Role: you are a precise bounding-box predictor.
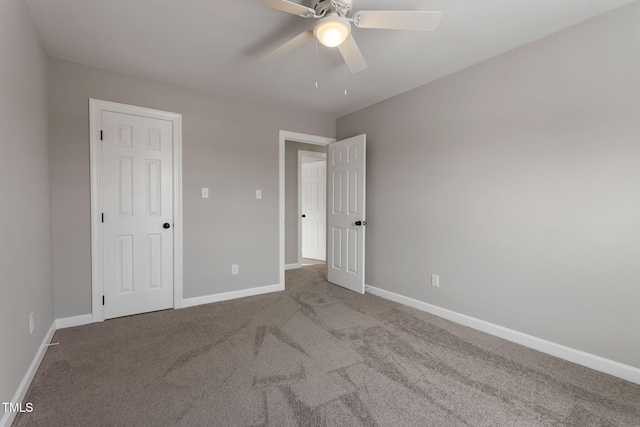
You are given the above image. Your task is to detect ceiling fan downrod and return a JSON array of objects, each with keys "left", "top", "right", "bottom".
[{"left": 311, "top": 0, "right": 351, "bottom": 18}]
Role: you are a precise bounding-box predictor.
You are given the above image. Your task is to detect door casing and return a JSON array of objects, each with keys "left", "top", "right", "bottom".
[
  {"left": 279, "top": 131, "right": 335, "bottom": 288},
  {"left": 90, "top": 99, "right": 183, "bottom": 322}
]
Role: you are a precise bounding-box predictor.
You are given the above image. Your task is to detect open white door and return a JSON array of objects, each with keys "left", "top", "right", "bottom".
[{"left": 327, "top": 134, "right": 366, "bottom": 294}]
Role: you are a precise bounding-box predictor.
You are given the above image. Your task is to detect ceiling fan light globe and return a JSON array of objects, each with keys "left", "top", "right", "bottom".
[
  {"left": 320, "top": 27, "right": 345, "bottom": 47},
  {"left": 314, "top": 15, "right": 351, "bottom": 48}
]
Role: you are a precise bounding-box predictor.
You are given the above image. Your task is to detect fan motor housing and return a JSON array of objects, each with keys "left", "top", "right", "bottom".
[{"left": 311, "top": 0, "right": 352, "bottom": 17}]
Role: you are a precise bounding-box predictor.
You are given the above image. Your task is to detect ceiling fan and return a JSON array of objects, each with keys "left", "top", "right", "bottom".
[{"left": 261, "top": 0, "right": 442, "bottom": 73}]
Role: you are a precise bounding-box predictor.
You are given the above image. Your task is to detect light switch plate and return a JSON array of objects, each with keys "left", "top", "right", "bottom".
[
  {"left": 256, "top": 190, "right": 262, "bottom": 200},
  {"left": 202, "top": 188, "right": 209, "bottom": 198}
]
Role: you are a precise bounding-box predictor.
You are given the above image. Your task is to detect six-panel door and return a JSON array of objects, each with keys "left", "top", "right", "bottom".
[
  {"left": 302, "top": 160, "right": 327, "bottom": 261},
  {"left": 101, "top": 111, "right": 174, "bottom": 319},
  {"left": 327, "top": 134, "right": 366, "bottom": 294}
]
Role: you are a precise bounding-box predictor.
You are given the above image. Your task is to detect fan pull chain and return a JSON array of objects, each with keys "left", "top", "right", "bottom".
[
  {"left": 315, "top": 38, "right": 318, "bottom": 88},
  {"left": 344, "top": 46, "right": 348, "bottom": 96}
]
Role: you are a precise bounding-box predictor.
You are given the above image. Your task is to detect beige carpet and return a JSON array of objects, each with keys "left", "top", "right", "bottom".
[{"left": 15, "top": 265, "right": 640, "bottom": 426}]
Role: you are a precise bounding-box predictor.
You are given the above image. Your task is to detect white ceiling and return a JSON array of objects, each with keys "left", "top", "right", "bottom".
[{"left": 26, "top": 0, "right": 636, "bottom": 118}]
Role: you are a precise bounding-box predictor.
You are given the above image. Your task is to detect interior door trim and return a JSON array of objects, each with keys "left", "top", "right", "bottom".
[{"left": 89, "top": 99, "right": 183, "bottom": 322}]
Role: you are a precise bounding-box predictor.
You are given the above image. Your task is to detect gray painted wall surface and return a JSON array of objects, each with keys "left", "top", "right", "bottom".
[
  {"left": 337, "top": 3, "right": 640, "bottom": 368},
  {"left": 285, "top": 141, "right": 327, "bottom": 265},
  {"left": 49, "top": 58, "right": 335, "bottom": 317},
  {"left": 0, "top": 0, "right": 54, "bottom": 411}
]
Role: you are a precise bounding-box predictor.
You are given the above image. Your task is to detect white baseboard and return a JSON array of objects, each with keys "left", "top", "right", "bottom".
[
  {"left": 285, "top": 263, "right": 301, "bottom": 270},
  {"left": 366, "top": 285, "right": 640, "bottom": 386},
  {"left": 0, "top": 321, "right": 56, "bottom": 427},
  {"left": 55, "top": 314, "right": 93, "bottom": 329},
  {"left": 181, "top": 284, "right": 283, "bottom": 308}
]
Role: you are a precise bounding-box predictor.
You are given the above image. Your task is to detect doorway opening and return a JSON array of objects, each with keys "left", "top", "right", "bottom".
[
  {"left": 290, "top": 146, "right": 327, "bottom": 268},
  {"left": 279, "top": 131, "right": 334, "bottom": 288},
  {"left": 279, "top": 131, "right": 367, "bottom": 294}
]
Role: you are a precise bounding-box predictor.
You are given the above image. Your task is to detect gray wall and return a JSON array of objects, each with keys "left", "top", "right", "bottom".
[
  {"left": 0, "top": 0, "right": 54, "bottom": 412},
  {"left": 337, "top": 3, "right": 640, "bottom": 368},
  {"left": 285, "top": 141, "right": 327, "bottom": 265},
  {"left": 49, "top": 58, "right": 335, "bottom": 317}
]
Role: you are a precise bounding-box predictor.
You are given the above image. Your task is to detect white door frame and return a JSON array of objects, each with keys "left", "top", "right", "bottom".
[
  {"left": 279, "top": 131, "right": 335, "bottom": 288},
  {"left": 298, "top": 151, "right": 327, "bottom": 265},
  {"left": 89, "top": 99, "right": 184, "bottom": 322}
]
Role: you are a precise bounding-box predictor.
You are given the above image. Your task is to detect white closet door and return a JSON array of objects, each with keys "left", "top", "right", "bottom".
[{"left": 102, "top": 111, "right": 174, "bottom": 319}]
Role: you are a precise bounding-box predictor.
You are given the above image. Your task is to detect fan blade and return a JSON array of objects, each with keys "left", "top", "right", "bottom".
[
  {"left": 338, "top": 35, "right": 367, "bottom": 73},
  {"left": 261, "top": 0, "right": 316, "bottom": 17},
  {"left": 352, "top": 11, "right": 442, "bottom": 31},
  {"left": 262, "top": 31, "right": 314, "bottom": 61}
]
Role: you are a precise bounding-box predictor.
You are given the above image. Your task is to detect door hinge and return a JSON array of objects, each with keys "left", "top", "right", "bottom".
[
  {"left": 102, "top": 296, "right": 105, "bottom": 305},
  {"left": 100, "top": 130, "right": 103, "bottom": 141},
  {"left": 101, "top": 213, "right": 104, "bottom": 223}
]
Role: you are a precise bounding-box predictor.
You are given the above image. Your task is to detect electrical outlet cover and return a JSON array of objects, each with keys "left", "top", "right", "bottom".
[{"left": 431, "top": 274, "right": 440, "bottom": 288}]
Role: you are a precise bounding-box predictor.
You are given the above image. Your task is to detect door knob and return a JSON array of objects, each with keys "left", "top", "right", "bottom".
[
  {"left": 355, "top": 221, "right": 367, "bottom": 226},
  {"left": 163, "top": 223, "right": 171, "bottom": 229},
  {"left": 302, "top": 214, "right": 306, "bottom": 218}
]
